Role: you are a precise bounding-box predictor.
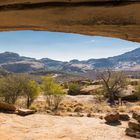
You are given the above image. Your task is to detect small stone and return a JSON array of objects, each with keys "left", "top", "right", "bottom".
[
  {"left": 119, "top": 114, "right": 130, "bottom": 121},
  {"left": 99, "top": 116, "right": 103, "bottom": 120},
  {"left": 87, "top": 113, "right": 91, "bottom": 117},
  {"left": 46, "top": 110, "right": 52, "bottom": 114},
  {"left": 17, "top": 109, "right": 36, "bottom": 116}
]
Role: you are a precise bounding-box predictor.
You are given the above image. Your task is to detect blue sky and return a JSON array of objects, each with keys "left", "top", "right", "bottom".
[{"left": 0, "top": 31, "right": 140, "bottom": 61}]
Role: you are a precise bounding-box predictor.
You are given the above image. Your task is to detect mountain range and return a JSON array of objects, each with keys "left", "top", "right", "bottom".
[{"left": 0, "top": 47, "right": 140, "bottom": 73}]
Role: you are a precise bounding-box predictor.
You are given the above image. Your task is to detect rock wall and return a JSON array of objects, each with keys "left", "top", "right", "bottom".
[{"left": 0, "top": 0, "right": 140, "bottom": 42}]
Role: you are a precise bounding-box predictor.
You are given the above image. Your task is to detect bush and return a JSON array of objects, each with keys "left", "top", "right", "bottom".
[
  {"left": 0, "top": 74, "right": 40, "bottom": 108},
  {"left": 135, "top": 82, "right": 140, "bottom": 100},
  {"left": 0, "top": 74, "right": 27, "bottom": 104},
  {"left": 94, "top": 88, "right": 105, "bottom": 103},
  {"left": 23, "top": 80, "right": 40, "bottom": 108},
  {"left": 68, "top": 83, "right": 81, "bottom": 95},
  {"left": 42, "top": 76, "right": 66, "bottom": 111}
]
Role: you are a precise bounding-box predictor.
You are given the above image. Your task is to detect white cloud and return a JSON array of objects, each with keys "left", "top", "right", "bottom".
[{"left": 91, "top": 39, "right": 95, "bottom": 43}]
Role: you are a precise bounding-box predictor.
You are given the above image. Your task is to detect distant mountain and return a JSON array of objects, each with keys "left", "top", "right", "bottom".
[
  {"left": 0, "top": 47, "right": 140, "bottom": 73},
  {"left": 59, "top": 47, "right": 140, "bottom": 72},
  {"left": 0, "top": 52, "right": 44, "bottom": 73},
  {"left": 108, "top": 48, "right": 140, "bottom": 70},
  {"left": 40, "top": 58, "right": 66, "bottom": 71}
]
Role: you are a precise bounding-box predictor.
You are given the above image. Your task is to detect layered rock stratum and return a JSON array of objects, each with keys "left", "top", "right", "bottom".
[{"left": 0, "top": 0, "right": 139, "bottom": 42}]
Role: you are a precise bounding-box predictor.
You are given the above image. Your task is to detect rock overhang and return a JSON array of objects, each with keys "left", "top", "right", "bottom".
[{"left": 0, "top": 0, "right": 139, "bottom": 42}]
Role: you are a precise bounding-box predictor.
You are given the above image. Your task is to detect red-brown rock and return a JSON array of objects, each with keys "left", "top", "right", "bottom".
[{"left": 0, "top": 102, "right": 16, "bottom": 112}]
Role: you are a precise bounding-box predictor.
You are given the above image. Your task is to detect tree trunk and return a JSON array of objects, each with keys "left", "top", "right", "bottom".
[
  {"left": 109, "top": 92, "right": 115, "bottom": 106},
  {"left": 27, "top": 97, "right": 30, "bottom": 109}
]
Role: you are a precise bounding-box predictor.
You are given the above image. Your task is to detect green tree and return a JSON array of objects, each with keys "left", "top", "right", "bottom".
[
  {"left": 24, "top": 80, "right": 40, "bottom": 108},
  {"left": 0, "top": 74, "right": 27, "bottom": 104},
  {"left": 42, "top": 76, "right": 65, "bottom": 111}
]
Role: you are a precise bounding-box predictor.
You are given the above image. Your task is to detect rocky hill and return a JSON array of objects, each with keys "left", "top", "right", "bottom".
[
  {"left": 0, "top": 52, "right": 44, "bottom": 73},
  {"left": 0, "top": 47, "right": 140, "bottom": 73}
]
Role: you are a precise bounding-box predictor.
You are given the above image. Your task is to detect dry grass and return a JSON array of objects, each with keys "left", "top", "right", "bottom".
[
  {"left": 129, "top": 105, "right": 140, "bottom": 112},
  {"left": 14, "top": 94, "right": 140, "bottom": 116},
  {"left": 102, "top": 105, "right": 113, "bottom": 113},
  {"left": 118, "top": 106, "right": 127, "bottom": 113}
]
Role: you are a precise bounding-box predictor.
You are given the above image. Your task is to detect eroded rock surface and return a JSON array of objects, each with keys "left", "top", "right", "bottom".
[
  {"left": 0, "top": 0, "right": 139, "bottom": 42},
  {"left": 0, "top": 113, "right": 135, "bottom": 140}
]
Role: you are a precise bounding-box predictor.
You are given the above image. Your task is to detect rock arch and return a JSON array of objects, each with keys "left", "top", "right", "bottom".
[{"left": 0, "top": 0, "right": 140, "bottom": 42}]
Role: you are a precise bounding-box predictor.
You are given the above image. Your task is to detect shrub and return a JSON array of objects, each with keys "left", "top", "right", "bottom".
[
  {"left": 118, "top": 106, "right": 127, "bottom": 112},
  {"left": 102, "top": 105, "right": 112, "bottom": 113},
  {"left": 29, "top": 104, "right": 38, "bottom": 111},
  {"left": 94, "top": 88, "right": 105, "bottom": 103},
  {"left": 23, "top": 80, "right": 40, "bottom": 108},
  {"left": 135, "top": 81, "right": 140, "bottom": 99},
  {"left": 42, "top": 76, "right": 66, "bottom": 111},
  {"left": 0, "top": 74, "right": 40, "bottom": 108},
  {"left": 0, "top": 74, "right": 28, "bottom": 104},
  {"left": 68, "top": 83, "right": 81, "bottom": 95}
]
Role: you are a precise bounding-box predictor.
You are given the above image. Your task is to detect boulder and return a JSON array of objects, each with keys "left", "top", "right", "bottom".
[
  {"left": 17, "top": 109, "right": 36, "bottom": 116},
  {"left": 125, "top": 128, "right": 140, "bottom": 139},
  {"left": 0, "top": 102, "right": 16, "bottom": 112},
  {"left": 128, "top": 120, "right": 140, "bottom": 132},
  {"left": 132, "top": 112, "right": 140, "bottom": 122},
  {"left": 119, "top": 114, "right": 130, "bottom": 121},
  {"left": 104, "top": 112, "right": 120, "bottom": 123}
]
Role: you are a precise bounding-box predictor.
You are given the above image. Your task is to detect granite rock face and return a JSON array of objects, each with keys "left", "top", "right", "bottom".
[{"left": 0, "top": 0, "right": 139, "bottom": 42}]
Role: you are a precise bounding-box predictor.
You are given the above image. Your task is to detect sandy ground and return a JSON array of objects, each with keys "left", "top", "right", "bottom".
[{"left": 0, "top": 113, "right": 137, "bottom": 140}]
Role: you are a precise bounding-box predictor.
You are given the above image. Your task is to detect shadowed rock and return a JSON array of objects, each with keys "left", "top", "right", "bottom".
[
  {"left": 128, "top": 119, "right": 140, "bottom": 132},
  {"left": 125, "top": 112, "right": 140, "bottom": 138},
  {"left": 125, "top": 128, "right": 140, "bottom": 139},
  {"left": 119, "top": 114, "right": 130, "bottom": 121},
  {"left": 0, "top": 102, "right": 16, "bottom": 112},
  {"left": 132, "top": 112, "right": 140, "bottom": 122},
  {"left": 104, "top": 112, "right": 120, "bottom": 124}
]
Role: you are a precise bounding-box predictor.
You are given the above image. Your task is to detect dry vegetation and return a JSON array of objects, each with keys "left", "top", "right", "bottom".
[
  {"left": 0, "top": 70, "right": 140, "bottom": 116},
  {"left": 1, "top": 70, "right": 140, "bottom": 139}
]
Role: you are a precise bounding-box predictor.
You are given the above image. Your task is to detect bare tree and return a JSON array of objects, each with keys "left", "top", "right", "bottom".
[{"left": 98, "top": 69, "right": 127, "bottom": 105}]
